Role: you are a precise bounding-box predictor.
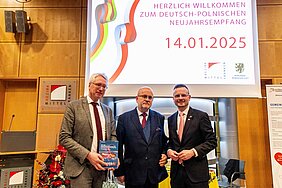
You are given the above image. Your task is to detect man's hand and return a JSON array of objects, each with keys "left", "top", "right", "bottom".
[
  {"left": 167, "top": 149, "right": 179, "bottom": 161},
  {"left": 86, "top": 152, "right": 107, "bottom": 171},
  {"left": 159, "top": 154, "right": 167, "bottom": 167},
  {"left": 117, "top": 176, "right": 125, "bottom": 184},
  {"left": 178, "top": 149, "right": 194, "bottom": 161}
]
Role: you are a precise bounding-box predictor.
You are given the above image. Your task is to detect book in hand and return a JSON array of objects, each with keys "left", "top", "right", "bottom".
[{"left": 99, "top": 140, "right": 119, "bottom": 169}]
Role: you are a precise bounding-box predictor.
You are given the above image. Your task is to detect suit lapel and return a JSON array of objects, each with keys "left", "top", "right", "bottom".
[
  {"left": 169, "top": 112, "right": 180, "bottom": 143},
  {"left": 82, "top": 98, "right": 93, "bottom": 132},
  {"left": 148, "top": 110, "right": 157, "bottom": 144},
  {"left": 101, "top": 104, "right": 108, "bottom": 140},
  {"left": 182, "top": 108, "right": 194, "bottom": 142}
]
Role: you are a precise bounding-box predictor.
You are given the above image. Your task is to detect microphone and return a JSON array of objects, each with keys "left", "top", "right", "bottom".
[{"left": 8, "top": 114, "right": 15, "bottom": 131}]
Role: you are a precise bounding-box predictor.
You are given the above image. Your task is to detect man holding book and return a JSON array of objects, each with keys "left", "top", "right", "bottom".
[{"left": 59, "top": 73, "right": 117, "bottom": 188}]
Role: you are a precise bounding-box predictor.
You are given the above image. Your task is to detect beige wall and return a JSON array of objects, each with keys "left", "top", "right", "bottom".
[{"left": 0, "top": 0, "right": 281, "bottom": 187}]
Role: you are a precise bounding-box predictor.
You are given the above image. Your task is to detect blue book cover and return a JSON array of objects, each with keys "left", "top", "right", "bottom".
[{"left": 99, "top": 140, "right": 119, "bottom": 169}]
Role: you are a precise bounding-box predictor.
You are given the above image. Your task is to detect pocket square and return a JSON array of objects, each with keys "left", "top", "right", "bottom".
[{"left": 156, "top": 127, "right": 161, "bottom": 131}]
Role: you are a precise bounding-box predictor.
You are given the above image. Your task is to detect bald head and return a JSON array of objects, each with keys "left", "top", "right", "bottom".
[{"left": 137, "top": 86, "right": 154, "bottom": 96}]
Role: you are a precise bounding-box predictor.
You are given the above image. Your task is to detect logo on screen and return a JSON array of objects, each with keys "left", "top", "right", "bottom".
[
  {"left": 204, "top": 62, "right": 226, "bottom": 80},
  {"left": 235, "top": 63, "right": 244, "bottom": 73}
]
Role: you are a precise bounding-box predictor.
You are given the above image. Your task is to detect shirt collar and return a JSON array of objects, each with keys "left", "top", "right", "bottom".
[
  {"left": 137, "top": 108, "right": 149, "bottom": 116},
  {"left": 178, "top": 106, "right": 189, "bottom": 116},
  {"left": 87, "top": 96, "right": 100, "bottom": 106}
]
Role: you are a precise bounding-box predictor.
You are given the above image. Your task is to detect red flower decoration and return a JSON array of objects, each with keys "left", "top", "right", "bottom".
[
  {"left": 50, "top": 162, "right": 61, "bottom": 173},
  {"left": 52, "top": 180, "right": 62, "bottom": 186},
  {"left": 37, "top": 145, "right": 70, "bottom": 188}
]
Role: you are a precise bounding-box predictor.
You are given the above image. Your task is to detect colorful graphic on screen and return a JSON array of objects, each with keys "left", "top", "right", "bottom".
[{"left": 86, "top": 0, "right": 261, "bottom": 97}]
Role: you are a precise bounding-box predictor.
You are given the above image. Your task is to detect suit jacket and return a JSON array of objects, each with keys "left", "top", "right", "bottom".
[
  {"left": 114, "top": 108, "right": 168, "bottom": 185},
  {"left": 59, "top": 97, "right": 117, "bottom": 177},
  {"left": 168, "top": 107, "right": 217, "bottom": 183}
]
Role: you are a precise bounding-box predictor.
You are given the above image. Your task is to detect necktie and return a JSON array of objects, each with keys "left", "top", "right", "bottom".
[
  {"left": 91, "top": 102, "right": 103, "bottom": 144},
  {"left": 141, "top": 112, "right": 147, "bottom": 128},
  {"left": 178, "top": 112, "right": 184, "bottom": 141}
]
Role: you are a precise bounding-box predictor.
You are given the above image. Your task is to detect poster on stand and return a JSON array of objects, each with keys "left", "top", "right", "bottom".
[{"left": 266, "top": 85, "right": 282, "bottom": 188}]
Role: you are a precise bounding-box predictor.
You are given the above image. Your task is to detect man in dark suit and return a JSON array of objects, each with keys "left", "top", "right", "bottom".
[
  {"left": 114, "top": 86, "right": 168, "bottom": 188},
  {"left": 59, "top": 73, "right": 117, "bottom": 188},
  {"left": 167, "top": 84, "right": 217, "bottom": 188}
]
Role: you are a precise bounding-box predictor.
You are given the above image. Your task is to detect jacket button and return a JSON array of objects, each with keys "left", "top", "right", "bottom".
[{"left": 145, "top": 157, "right": 148, "bottom": 160}]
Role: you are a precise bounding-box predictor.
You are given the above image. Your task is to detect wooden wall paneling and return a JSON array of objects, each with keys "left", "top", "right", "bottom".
[
  {"left": 2, "top": 80, "right": 37, "bottom": 131},
  {"left": 272, "top": 78, "right": 282, "bottom": 84},
  {"left": 79, "top": 78, "right": 85, "bottom": 98},
  {"left": 36, "top": 114, "right": 64, "bottom": 151},
  {"left": 79, "top": 6, "right": 86, "bottom": 78},
  {"left": 24, "top": 8, "right": 82, "bottom": 42},
  {"left": 0, "top": 81, "right": 5, "bottom": 133},
  {"left": 22, "top": 0, "right": 82, "bottom": 8},
  {"left": 257, "top": 5, "right": 282, "bottom": 40},
  {"left": 80, "top": 42, "right": 86, "bottom": 77},
  {"left": 0, "top": 0, "right": 83, "bottom": 10},
  {"left": 236, "top": 98, "right": 272, "bottom": 188},
  {"left": 0, "top": 1, "right": 23, "bottom": 7},
  {"left": 79, "top": 7, "right": 86, "bottom": 83},
  {"left": 82, "top": 0, "right": 87, "bottom": 7},
  {"left": 81, "top": 7, "right": 87, "bottom": 42},
  {"left": 0, "top": 43, "right": 20, "bottom": 77},
  {"left": 259, "top": 42, "right": 282, "bottom": 77},
  {"left": 20, "top": 43, "right": 81, "bottom": 77},
  {"left": 257, "top": 0, "right": 282, "bottom": 5},
  {"left": 80, "top": 1, "right": 88, "bottom": 97},
  {"left": 259, "top": 42, "right": 276, "bottom": 77},
  {"left": 18, "top": 7, "right": 83, "bottom": 77}
]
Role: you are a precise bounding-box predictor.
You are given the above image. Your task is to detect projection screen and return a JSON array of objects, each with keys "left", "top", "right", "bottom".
[{"left": 85, "top": 0, "right": 261, "bottom": 97}]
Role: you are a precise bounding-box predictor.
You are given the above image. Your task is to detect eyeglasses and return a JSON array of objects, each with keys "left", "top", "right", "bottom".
[
  {"left": 138, "top": 95, "right": 153, "bottom": 100},
  {"left": 91, "top": 82, "right": 108, "bottom": 89},
  {"left": 174, "top": 94, "right": 190, "bottom": 98}
]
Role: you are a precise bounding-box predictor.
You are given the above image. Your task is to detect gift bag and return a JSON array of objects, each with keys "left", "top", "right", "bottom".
[{"left": 102, "top": 170, "right": 118, "bottom": 188}]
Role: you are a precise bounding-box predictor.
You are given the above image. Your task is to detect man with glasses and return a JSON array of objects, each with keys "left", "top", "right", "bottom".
[
  {"left": 59, "top": 73, "right": 117, "bottom": 187},
  {"left": 167, "top": 84, "right": 217, "bottom": 188},
  {"left": 114, "top": 86, "right": 168, "bottom": 188}
]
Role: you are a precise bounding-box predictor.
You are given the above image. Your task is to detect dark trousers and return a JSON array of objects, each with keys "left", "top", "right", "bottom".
[
  {"left": 125, "top": 176, "right": 158, "bottom": 188},
  {"left": 170, "top": 165, "right": 209, "bottom": 188}
]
